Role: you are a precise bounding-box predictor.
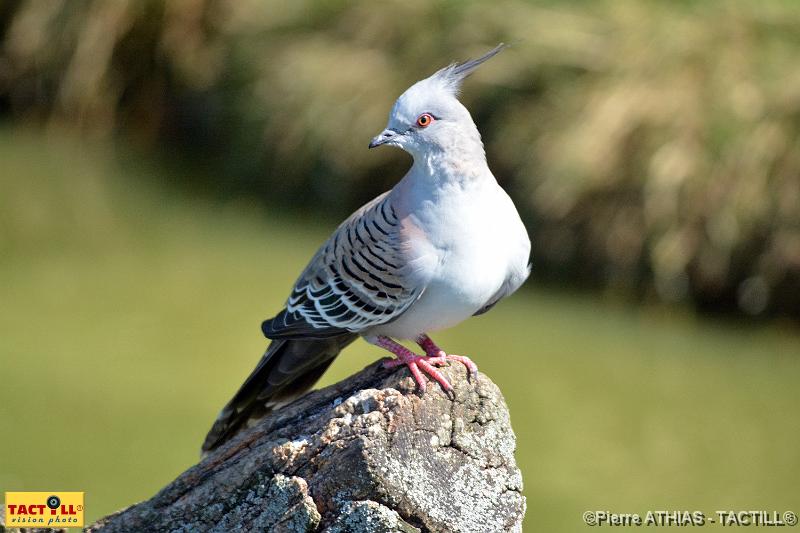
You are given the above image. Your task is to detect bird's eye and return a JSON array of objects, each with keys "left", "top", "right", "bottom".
[{"left": 416, "top": 113, "right": 434, "bottom": 128}]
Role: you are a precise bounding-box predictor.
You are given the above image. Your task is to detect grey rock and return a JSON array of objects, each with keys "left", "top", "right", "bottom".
[
  {"left": 5, "top": 361, "right": 525, "bottom": 532},
  {"left": 323, "top": 501, "right": 419, "bottom": 533}
]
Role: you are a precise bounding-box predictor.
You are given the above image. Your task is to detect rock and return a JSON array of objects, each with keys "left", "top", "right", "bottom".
[
  {"left": 5, "top": 360, "right": 526, "bottom": 532},
  {"left": 323, "top": 501, "right": 419, "bottom": 533}
]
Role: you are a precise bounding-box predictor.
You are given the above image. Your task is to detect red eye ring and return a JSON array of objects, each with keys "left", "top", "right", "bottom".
[{"left": 416, "top": 113, "right": 434, "bottom": 128}]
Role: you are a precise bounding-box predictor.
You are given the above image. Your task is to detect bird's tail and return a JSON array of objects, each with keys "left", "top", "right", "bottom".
[{"left": 201, "top": 334, "right": 356, "bottom": 454}]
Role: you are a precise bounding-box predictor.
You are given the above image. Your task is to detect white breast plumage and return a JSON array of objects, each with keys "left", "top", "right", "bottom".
[{"left": 366, "top": 176, "right": 530, "bottom": 339}]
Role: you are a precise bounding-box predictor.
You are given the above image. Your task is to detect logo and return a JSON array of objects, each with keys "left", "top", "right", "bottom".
[{"left": 5, "top": 492, "right": 84, "bottom": 528}]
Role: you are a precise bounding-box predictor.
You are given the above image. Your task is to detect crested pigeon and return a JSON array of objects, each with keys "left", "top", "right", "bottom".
[{"left": 202, "top": 44, "right": 531, "bottom": 454}]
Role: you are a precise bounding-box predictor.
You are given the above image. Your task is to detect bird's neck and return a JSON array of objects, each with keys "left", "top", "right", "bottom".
[
  {"left": 394, "top": 140, "right": 495, "bottom": 214},
  {"left": 412, "top": 134, "right": 490, "bottom": 187}
]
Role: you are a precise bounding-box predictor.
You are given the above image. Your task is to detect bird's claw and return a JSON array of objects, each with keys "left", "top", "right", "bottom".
[
  {"left": 416, "top": 335, "right": 478, "bottom": 380},
  {"left": 383, "top": 355, "right": 453, "bottom": 392},
  {"left": 384, "top": 352, "right": 478, "bottom": 391},
  {"left": 424, "top": 353, "right": 479, "bottom": 380},
  {"left": 376, "top": 335, "right": 478, "bottom": 393}
]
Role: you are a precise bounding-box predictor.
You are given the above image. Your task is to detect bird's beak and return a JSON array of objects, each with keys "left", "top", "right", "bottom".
[{"left": 369, "top": 128, "right": 399, "bottom": 149}]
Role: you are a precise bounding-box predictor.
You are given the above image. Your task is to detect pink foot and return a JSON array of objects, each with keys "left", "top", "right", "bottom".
[
  {"left": 417, "top": 334, "right": 478, "bottom": 378},
  {"left": 372, "top": 336, "right": 452, "bottom": 392}
]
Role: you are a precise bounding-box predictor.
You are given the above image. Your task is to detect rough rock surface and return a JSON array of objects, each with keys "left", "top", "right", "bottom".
[{"left": 3, "top": 360, "right": 525, "bottom": 532}]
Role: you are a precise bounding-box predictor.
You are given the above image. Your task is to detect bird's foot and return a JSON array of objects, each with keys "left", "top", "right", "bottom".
[
  {"left": 417, "top": 334, "right": 479, "bottom": 378},
  {"left": 374, "top": 336, "right": 452, "bottom": 392},
  {"left": 427, "top": 354, "right": 478, "bottom": 378}
]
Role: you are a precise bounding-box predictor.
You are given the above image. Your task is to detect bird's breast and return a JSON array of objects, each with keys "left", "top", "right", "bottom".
[
  {"left": 428, "top": 202, "right": 521, "bottom": 309},
  {"left": 380, "top": 181, "right": 529, "bottom": 338}
]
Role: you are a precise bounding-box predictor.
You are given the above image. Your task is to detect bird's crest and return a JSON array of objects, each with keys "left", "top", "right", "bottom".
[{"left": 429, "top": 43, "right": 508, "bottom": 96}]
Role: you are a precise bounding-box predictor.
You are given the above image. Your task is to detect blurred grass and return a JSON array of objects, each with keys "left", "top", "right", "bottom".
[
  {"left": 1, "top": 132, "right": 799, "bottom": 531},
  {"left": 3, "top": 0, "right": 800, "bottom": 316}
]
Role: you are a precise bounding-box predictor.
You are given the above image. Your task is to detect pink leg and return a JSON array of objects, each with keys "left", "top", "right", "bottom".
[
  {"left": 370, "top": 336, "right": 453, "bottom": 392},
  {"left": 416, "top": 334, "right": 478, "bottom": 377}
]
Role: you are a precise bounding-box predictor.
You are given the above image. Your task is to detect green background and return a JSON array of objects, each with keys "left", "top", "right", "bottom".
[{"left": 1, "top": 134, "right": 798, "bottom": 530}]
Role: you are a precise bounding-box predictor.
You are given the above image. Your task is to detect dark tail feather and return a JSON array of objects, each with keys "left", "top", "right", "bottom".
[{"left": 202, "top": 334, "right": 356, "bottom": 454}]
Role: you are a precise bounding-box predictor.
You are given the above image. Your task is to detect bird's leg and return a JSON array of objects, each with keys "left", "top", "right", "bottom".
[
  {"left": 416, "top": 334, "right": 478, "bottom": 378},
  {"left": 370, "top": 335, "right": 452, "bottom": 393}
]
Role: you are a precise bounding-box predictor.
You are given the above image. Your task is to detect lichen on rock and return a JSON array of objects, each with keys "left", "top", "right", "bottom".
[{"left": 8, "top": 360, "right": 525, "bottom": 533}]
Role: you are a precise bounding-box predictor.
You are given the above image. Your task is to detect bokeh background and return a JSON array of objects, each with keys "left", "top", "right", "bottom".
[{"left": 1, "top": 1, "right": 799, "bottom": 530}]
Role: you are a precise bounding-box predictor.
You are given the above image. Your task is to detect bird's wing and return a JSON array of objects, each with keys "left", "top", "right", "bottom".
[
  {"left": 205, "top": 192, "right": 418, "bottom": 454},
  {"left": 262, "top": 191, "right": 423, "bottom": 339}
]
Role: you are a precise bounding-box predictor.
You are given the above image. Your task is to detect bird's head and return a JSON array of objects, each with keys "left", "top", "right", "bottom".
[{"left": 369, "top": 44, "right": 507, "bottom": 159}]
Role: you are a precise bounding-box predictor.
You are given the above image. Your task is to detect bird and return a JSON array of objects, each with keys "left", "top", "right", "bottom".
[{"left": 202, "top": 44, "right": 531, "bottom": 454}]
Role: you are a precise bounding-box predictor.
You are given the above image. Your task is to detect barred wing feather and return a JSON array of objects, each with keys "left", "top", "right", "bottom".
[{"left": 262, "top": 193, "right": 422, "bottom": 339}]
